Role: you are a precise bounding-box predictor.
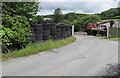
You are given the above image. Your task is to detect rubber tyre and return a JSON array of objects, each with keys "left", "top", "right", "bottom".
[
  {"left": 87, "top": 30, "right": 92, "bottom": 35},
  {"left": 92, "top": 31, "right": 97, "bottom": 36},
  {"left": 34, "top": 27, "right": 43, "bottom": 31}
]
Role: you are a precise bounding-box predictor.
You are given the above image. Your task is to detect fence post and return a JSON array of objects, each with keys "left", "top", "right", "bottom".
[
  {"left": 72, "top": 25, "right": 74, "bottom": 36},
  {"left": 107, "top": 26, "right": 109, "bottom": 38}
]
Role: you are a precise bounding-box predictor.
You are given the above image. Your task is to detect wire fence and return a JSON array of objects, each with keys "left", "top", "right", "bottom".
[{"left": 109, "top": 27, "right": 120, "bottom": 38}]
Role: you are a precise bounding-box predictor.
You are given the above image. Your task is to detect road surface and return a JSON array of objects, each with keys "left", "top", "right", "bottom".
[
  {"left": 113, "top": 22, "right": 120, "bottom": 28},
  {"left": 2, "top": 34, "right": 118, "bottom": 76}
]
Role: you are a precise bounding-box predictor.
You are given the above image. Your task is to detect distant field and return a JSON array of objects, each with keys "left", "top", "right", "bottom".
[{"left": 101, "top": 19, "right": 120, "bottom": 22}]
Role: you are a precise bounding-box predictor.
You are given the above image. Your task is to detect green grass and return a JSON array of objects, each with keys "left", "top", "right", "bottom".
[
  {"left": 108, "top": 38, "right": 120, "bottom": 40},
  {"left": 113, "top": 16, "right": 120, "bottom": 18},
  {"left": 101, "top": 19, "right": 120, "bottom": 22},
  {"left": 1, "top": 37, "right": 76, "bottom": 61},
  {"left": 97, "top": 35, "right": 120, "bottom": 40}
]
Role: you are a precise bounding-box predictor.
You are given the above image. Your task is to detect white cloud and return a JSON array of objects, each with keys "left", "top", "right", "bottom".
[
  {"left": 37, "top": 10, "right": 54, "bottom": 15},
  {"left": 37, "top": 9, "right": 85, "bottom": 15},
  {"left": 39, "top": 0, "right": 119, "bottom": 2},
  {"left": 37, "top": 1, "right": 118, "bottom": 15}
]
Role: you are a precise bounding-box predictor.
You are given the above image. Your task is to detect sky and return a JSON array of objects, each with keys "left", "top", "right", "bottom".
[{"left": 37, "top": 0, "right": 119, "bottom": 15}]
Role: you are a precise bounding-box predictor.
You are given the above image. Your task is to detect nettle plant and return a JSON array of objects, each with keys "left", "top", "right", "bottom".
[{"left": 2, "top": 15, "right": 31, "bottom": 53}]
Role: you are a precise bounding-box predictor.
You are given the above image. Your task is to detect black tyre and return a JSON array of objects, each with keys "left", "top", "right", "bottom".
[
  {"left": 100, "top": 31, "right": 106, "bottom": 36},
  {"left": 43, "top": 37, "right": 50, "bottom": 40},
  {"left": 92, "top": 31, "right": 97, "bottom": 36},
  {"left": 30, "top": 34, "right": 36, "bottom": 42},
  {"left": 35, "top": 31, "right": 43, "bottom": 34},
  {"left": 34, "top": 24, "right": 43, "bottom": 27},
  {"left": 36, "top": 37, "right": 43, "bottom": 40},
  {"left": 31, "top": 38, "right": 36, "bottom": 41},
  {"left": 43, "top": 30, "right": 50, "bottom": 33},
  {"left": 36, "top": 34, "right": 43, "bottom": 37},
  {"left": 34, "top": 27, "right": 43, "bottom": 31},
  {"left": 87, "top": 30, "right": 92, "bottom": 35},
  {"left": 30, "top": 27, "right": 34, "bottom": 31}
]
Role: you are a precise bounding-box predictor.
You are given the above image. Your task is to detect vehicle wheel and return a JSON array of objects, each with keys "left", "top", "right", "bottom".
[
  {"left": 92, "top": 31, "right": 97, "bottom": 36},
  {"left": 103, "top": 32, "right": 107, "bottom": 36},
  {"left": 93, "top": 33, "right": 97, "bottom": 36},
  {"left": 87, "top": 30, "right": 91, "bottom": 35},
  {"left": 100, "top": 32, "right": 104, "bottom": 36}
]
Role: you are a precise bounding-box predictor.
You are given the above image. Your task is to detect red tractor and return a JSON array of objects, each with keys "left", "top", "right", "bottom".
[{"left": 85, "top": 20, "right": 115, "bottom": 36}]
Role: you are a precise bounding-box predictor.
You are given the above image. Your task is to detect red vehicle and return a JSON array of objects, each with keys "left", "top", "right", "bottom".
[{"left": 85, "top": 20, "right": 115, "bottom": 36}]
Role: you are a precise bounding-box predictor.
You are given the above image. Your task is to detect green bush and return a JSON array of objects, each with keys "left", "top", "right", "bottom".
[
  {"left": 100, "top": 8, "right": 120, "bottom": 19},
  {"left": 73, "top": 15, "right": 101, "bottom": 32},
  {"left": 78, "top": 15, "right": 101, "bottom": 23},
  {"left": 60, "top": 20, "right": 71, "bottom": 25},
  {"left": 73, "top": 20, "right": 81, "bottom": 32},
  {"left": 31, "top": 15, "right": 43, "bottom": 24},
  {"left": 2, "top": 15, "right": 31, "bottom": 53},
  {"left": 53, "top": 8, "right": 62, "bottom": 23}
]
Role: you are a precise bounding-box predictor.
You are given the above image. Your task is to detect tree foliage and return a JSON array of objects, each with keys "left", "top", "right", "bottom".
[
  {"left": 60, "top": 20, "right": 71, "bottom": 25},
  {"left": 53, "top": 8, "right": 62, "bottom": 23},
  {"left": 100, "top": 8, "right": 120, "bottom": 19},
  {"left": 2, "top": 15, "right": 31, "bottom": 53},
  {"left": 2, "top": 2, "right": 40, "bottom": 19},
  {"left": 73, "top": 15, "right": 101, "bottom": 32},
  {"left": 73, "top": 20, "right": 81, "bottom": 32},
  {"left": 1, "top": 2, "right": 40, "bottom": 53},
  {"left": 78, "top": 15, "right": 101, "bottom": 23},
  {"left": 31, "top": 15, "right": 43, "bottom": 24}
]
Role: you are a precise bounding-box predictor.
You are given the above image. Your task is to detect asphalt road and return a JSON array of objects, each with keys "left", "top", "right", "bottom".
[{"left": 2, "top": 35, "right": 118, "bottom": 76}]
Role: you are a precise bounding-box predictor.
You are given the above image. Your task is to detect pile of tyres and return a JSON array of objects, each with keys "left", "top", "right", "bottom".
[{"left": 30, "top": 22, "right": 72, "bottom": 43}]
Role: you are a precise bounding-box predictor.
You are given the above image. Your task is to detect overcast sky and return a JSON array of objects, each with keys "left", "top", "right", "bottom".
[{"left": 37, "top": 0, "right": 119, "bottom": 15}]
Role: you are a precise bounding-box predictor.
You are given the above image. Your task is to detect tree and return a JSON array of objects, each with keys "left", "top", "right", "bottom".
[
  {"left": 31, "top": 15, "right": 43, "bottom": 24},
  {"left": 73, "top": 20, "right": 81, "bottom": 32},
  {"left": 2, "top": 2, "right": 40, "bottom": 19},
  {"left": 53, "top": 8, "right": 62, "bottom": 23},
  {"left": 78, "top": 15, "right": 101, "bottom": 24},
  {"left": 1, "top": 2, "right": 40, "bottom": 53},
  {"left": 2, "top": 15, "right": 31, "bottom": 53},
  {"left": 100, "top": 8, "right": 120, "bottom": 19},
  {"left": 60, "top": 20, "right": 71, "bottom": 25},
  {"left": 73, "top": 15, "right": 101, "bottom": 32},
  {"left": 68, "top": 16, "right": 75, "bottom": 22}
]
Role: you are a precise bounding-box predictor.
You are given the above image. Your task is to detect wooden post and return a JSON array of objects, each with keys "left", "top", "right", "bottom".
[
  {"left": 107, "top": 26, "right": 109, "bottom": 38},
  {"left": 72, "top": 25, "right": 74, "bottom": 36}
]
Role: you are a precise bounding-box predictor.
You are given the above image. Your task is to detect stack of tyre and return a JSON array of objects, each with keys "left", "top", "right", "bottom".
[
  {"left": 56, "top": 23, "right": 61, "bottom": 39},
  {"left": 30, "top": 22, "right": 72, "bottom": 42},
  {"left": 30, "top": 26, "right": 36, "bottom": 43},
  {"left": 61, "top": 23, "right": 67, "bottom": 39},
  {"left": 65, "top": 25, "right": 71, "bottom": 37},
  {"left": 50, "top": 23, "right": 57, "bottom": 40},
  {"left": 68, "top": 26, "right": 72, "bottom": 37},
  {"left": 34, "top": 24, "right": 43, "bottom": 42},
  {"left": 43, "top": 23, "right": 50, "bottom": 41}
]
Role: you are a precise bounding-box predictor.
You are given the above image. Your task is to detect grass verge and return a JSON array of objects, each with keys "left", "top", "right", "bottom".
[
  {"left": 107, "top": 38, "right": 120, "bottom": 40},
  {"left": 1, "top": 36, "right": 76, "bottom": 61},
  {"left": 96, "top": 35, "right": 120, "bottom": 40},
  {"left": 101, "top": 19, "right": 120, "bottom": 22}
]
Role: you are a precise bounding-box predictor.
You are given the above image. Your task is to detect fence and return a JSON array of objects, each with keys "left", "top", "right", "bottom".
[
  {"left": 30, "top": 22, "right": 72, "bottom": 42},
  {"left": 109, "top": 27, "right": 120, "bottom": 38}
]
